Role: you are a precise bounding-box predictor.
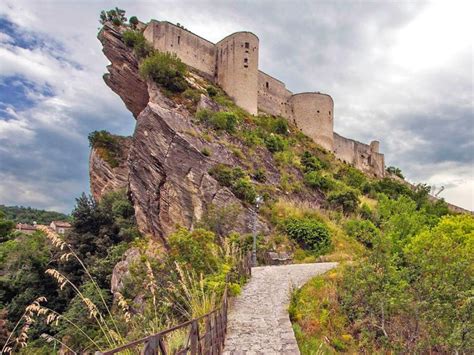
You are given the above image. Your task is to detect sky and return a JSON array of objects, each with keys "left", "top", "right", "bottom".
[{"left": 0, "top": 0, "right": 472, "bottom": 213}]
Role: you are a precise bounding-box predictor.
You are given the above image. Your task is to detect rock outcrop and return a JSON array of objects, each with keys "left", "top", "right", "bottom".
[
  {"left": 89, "top": 136, "right": 131, "bottom": 201},
  {"left": 94, "top": 24, "right": 276, "bottom": 243}
]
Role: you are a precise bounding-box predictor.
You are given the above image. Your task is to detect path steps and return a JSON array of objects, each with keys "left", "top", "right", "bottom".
[{"left": 223, "top": 262, "right": 338, "bottom": 355}]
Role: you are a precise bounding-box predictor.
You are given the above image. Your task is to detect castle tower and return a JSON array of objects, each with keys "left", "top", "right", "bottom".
[
  {"left": 289, "top": 93, "right": 334, "bottom": 151},
  {"left": 215, "top": 32, "right": 259, "bottom": 115}
]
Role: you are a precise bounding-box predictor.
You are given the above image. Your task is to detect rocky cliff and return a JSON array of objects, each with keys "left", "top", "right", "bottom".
[{"left": 94, "top": 24, "right": 309, "bottom": 243}]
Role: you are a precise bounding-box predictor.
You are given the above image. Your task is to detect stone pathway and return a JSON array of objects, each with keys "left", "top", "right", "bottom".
[{"left": 223, "top": 262, "right": 338, "bottom": 355}]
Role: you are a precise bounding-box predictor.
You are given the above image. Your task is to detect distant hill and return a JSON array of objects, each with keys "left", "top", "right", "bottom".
[{"left": 0, "top": 205, "right": 70, "bottom": 224}]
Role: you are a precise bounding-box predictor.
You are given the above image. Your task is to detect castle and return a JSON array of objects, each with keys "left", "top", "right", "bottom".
[{"left": 143, "top": 21, "right": 385, "bottom": 177}]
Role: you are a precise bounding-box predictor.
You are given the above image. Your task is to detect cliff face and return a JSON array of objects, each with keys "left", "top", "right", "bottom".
[{"left": 94, "top": 25, "right": 280, "bottom": 243}]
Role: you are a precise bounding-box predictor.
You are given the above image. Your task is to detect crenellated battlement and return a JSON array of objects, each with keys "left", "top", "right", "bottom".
[{"left": 143, "top": 20, "right": 385, "bottom": 177}]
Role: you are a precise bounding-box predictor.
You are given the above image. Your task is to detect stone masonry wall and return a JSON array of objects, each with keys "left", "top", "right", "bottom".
[
  {"left": 333, "top": 133, "right": 385, "bottom": 177},
  {"left": 289, "top": 93, "right": 334, "bottom": 151},
  {"left": 216, "top": 32, "right": 259, "bottom": 114},
  {"left": 257, "top": 70, "right": 292, "bottom": 117},
  {"left": 143, "top": 21, "right": 216, "bottom": 78}
]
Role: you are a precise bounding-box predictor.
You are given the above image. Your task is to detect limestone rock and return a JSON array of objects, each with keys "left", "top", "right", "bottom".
[
  {"left": 98, "top": 24, "right": 149, "bottom": 118},
  {"left": 89, "top": 136, "right": 131, "bottom": 201},
  {"left": 110, "top": 247, "right": 140, "bottom": 295}
]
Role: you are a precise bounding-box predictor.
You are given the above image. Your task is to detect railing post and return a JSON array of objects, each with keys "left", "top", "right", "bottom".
[{"left": 141, "top": 335, "right": 159, "bottom": 355}]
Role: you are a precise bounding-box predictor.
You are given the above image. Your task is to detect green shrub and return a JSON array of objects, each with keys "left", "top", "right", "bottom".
[
  {"left": 372, "top": 178, "right": 412, "bottom": 200},
  {"left": 209, "top": 165, "right": 256, "bottom": 204},
  {"left": 129, "top": 16, "right": 139, "bottom": 28},
  {"left": 386, "top": 166, "right": 404, "bottom": 179},
  {"left": 201, "top": 147, "right": 211, "bottom": 156},
  {"left": 206, "top": 85, "right": 218, "bottom": 97},
  {"left": 301, "top": 151, "right": 323, "bottom": 172},
  {"left": 232, "top": 178, "right": 257, "bottom": 204},
  {"left": 139, "top": 51, "right": 188, "bottom": 92},
  {"left": 88, "top": 130, "right": 122, "bottom": 168},
  {"left": 359, "top": 202, "right": 374, "bottom": 220},
  {"left": 327, "top": 189, "right": 360, "bottom": 214},
  {"left": 335, "top": 166, "right": 368, "bottom": 190},
  {"left": 253, "top": 168, "right": 267, "bottom": 183},
  {"left": 122, "top": 30, "right": 152, "bottom": 59},
  {"left": 183, "top": 88, "right": 201, "bottom": 104},
  {"left": 209, "top": 164, "right": 245, "bottom": 187},
  {"left": 265, "top": 134, "right": 287, "bottom": 153},
  {"left": 196, "top": 110, "right": 239, "bottom": 133},
  {"left": 255, "top": 115, "right": 289, "bottom": 135},
  {"left": 344, "top": 219, "right": 380, "bottom": 248},
  {"left": 284, "top": 218, "right": 331, "bottom": 254},
  {"left": 304, "top": 171, "right": 334, "bottom": 191},
  {"left": 99, "top": 7, "right": 126, "bottom": 25}
]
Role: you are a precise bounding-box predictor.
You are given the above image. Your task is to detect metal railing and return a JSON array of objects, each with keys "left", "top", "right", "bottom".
[{"left": 97, "top": 252, "right": 252, "bottom": 355}]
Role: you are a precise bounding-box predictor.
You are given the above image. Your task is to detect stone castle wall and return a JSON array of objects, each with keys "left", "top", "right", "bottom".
[
  {"left": 142, "top": 20, "right": 385, "bottom": 177},
  {"left": 216, "top": 32, "right": 259, "bottom": 114},
  {"left": 289, "top": 93, "right": 334, "bottom": 151},
  {"left": 143, "top": 21, "right": 216, "bottom": 79},
  {"left": 333, "top": 133, "right": 385, "bottom": 177},
  {"left": 257, "top": 71, "right": 292, "bottom": 117}
]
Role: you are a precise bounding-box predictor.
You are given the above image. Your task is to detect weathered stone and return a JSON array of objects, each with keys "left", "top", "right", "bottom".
[
  {"left": 110, "top": 247, "right": 140, "bottom": 295},
  {"left": 89, "top": 136, "right": 131, "bottom": 201},
  {"left": 98, "top": 24, "right": 149, "bottom": 118}
]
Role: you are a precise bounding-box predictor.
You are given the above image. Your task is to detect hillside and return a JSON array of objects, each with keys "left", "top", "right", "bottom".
[
  {"left": 0, "top": 205, "right": 69, "bottom": 224},
  {"left": 1, "top": 10, "right": 472, "bottom": 354}
]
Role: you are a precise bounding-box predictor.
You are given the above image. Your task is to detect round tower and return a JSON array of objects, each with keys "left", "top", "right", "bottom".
[
  {"left": 289, "top": 93, "right": 334, "bottom": 151},
  {"left": 215, "top": 32, "right": 259, "bottom": 115}
]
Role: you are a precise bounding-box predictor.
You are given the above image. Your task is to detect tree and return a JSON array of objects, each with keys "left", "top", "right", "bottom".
[
  {"left": 99, "top": 8, "right": 127, "bottom": 26},
  {"left": 386, "top": 166, "right": 404, "bottom": 179}
]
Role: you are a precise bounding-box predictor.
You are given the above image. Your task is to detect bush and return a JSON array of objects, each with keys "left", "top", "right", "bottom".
[
  {"left": 139, "top": 51, "right": 188, "bottom": 92},
  {"left": 284, "top": 218, "right": 331, "bottom": 254},
  {"left": 335, "top": 166, "right": 368, "bottom": 190},
  {"left": 88, "top": 130, "right": 122, "bottom": 168},
  {"left": 232, "top": 178, "right": 257, "bottom": 204},
  {"left": 327, "top": 189, "right": 360, "bottom": 214},
  {"left": 265, "top": 134, "right": 287, "bottom": 153},
  {"left": 372, "top": 178, "right": 412, "bottom": 200},
  {"left": 255, "top": 115, "right": 289, "bottom": 135},
  {"left": 196, "top": 110, "right": 239, "bottom": 133},
  {"left": 304, "top": 171, "right": 334, "bottom": 191},
  {"left": 201, "top": 147, "right": 211, "bottom": 156},
  {"left": 209, "top": 164, "right": 245, "bottom": 187},
  {"left": 253, "top": 168, "right": 267, "bottom": 183},
  {"left": 183, "top": 88, "right": 201, "bottom": 104},
  {"left": 122, "top": 30, "right": 152, "bottom": 59},
  {"left": 386, "top": 166, "right": 404, "bottom": 179},
  {"left": 301, "top": 151, "right": 323, "bottom": 172},
  {"left": 99, "top": 7, "right": 127, "bottom": 25},
  {"left": 129, "top": 16, "right": 139, "bottom": 28},
  {"left": 206, "top": 85, "right": 218, "bottom": 97},
  {"left": 344, "top": 219, "right": 380, "bottom": 248},
  {"left": 209, "top": 165, "right": 256, "bottom": 204}
]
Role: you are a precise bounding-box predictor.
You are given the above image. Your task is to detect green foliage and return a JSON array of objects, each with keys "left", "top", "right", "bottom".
[
  {"left": 335, "top": 165, "right": 368, "bottom": 190},
  {"left": 196, "top": 109, "right": 239, "bottom": 133},
  {"left": 371, "top": 177, "right": 412, "bottom": 200},
  {"left": 304, "top": 171, "right": 334, "bottom": 191},
  {"left": 344, "top": 219, "right": 380, "bottom": 248},
  {"left": 301, "top": 151, "right": 324, "bottom": 172},
  {"left": 327, "top": 189, "right": 360, "bottom": 214},
  {"left": 88, "top": 130, "right": 123, "bottom": 168},
  {"left": 139, "top": 51, "right": 188, "bottom": 92},
  {"left": 206, "top": 85, "right": 218, "bottom": 97},
  {"left": 129, "top": 16, "right": 139, "bottom": 28},
  {"left": 254, "top": 115, "right": 289, "bottom": 135},
  {"left": 386, "top": 166, "right": 404, "bottom": 179},
  {"left": 0, "top": 205, "right": 68, "bottom": 225},
  {"left": 198, "top": 203, "right": 241, "bottom": 237},
  {"left": 264, "top": 134, "right": 287, "bottom": 153},
  {"left": 99, "top": 7, "right": 127, "bottom": 25},
  {"left": 209, "top": 164, "right": 245, "bottom": 187},
  {"left": 122, "top": 30, "right": 152, "bottom": 59},
  {"left": 0, "top": 215, "right": 15, "bottom": 242},
  {"left": 200, "top": 147, "right": 211, "bottom": 156},
  {"left": 284, "top": 218, "right": 331, "bottom": 254},
  {"left": 168, "top": 228, "right": 220, "bottom": 275},
  {"left": 232, "top": 178, "right": 257, "bottom": 204},
  {"left": 252, "top": 168, "right": 267, "bottom": 183},
  {"left": 404, "top": 215, "right": 474, "bottom": 350},
  {"left": 209, "top": 164, "right": 256, "bottom": 203},
  {"left": 183, "top": 88, "right": 201, "bottom": 104}
]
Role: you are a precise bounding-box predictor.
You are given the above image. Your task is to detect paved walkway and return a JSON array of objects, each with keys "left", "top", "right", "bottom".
[{"left": 223, "top": 262, "right": 338, "bottom": 355}]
